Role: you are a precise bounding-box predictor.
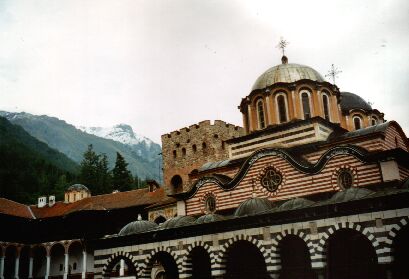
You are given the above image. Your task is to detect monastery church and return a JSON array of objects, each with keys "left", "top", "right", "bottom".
[{"left": 1, "top": 48, "right": 409, "bottom": 279}]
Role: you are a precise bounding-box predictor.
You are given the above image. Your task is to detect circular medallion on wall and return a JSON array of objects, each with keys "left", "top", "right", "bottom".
[{"left": 259, "top": 166, "right": 283, "bottom": 193}]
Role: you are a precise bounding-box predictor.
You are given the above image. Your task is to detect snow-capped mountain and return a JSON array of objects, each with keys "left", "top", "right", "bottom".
[
  {"left": 78, "top": 124, "right": 161, "bottom": 162},
  {"left": 78, "top": 124, "right": 155, "bottom": 148}
]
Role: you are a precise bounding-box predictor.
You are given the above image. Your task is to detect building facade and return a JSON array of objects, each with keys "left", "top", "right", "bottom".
[{"left": 1, "top": 55, "right": 409, "bottom": 279}]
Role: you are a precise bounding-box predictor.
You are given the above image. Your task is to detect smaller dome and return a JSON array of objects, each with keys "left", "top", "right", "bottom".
[
  {"left": 160, "top": 216, "right": 196, "bottom": 229},
  {"left": 278, "top": 198, "right": 314, "bottom": 211},
  {"left": 119, "top": 219, "right": 158, "bottom": 236},
  {"left": 67, "top": 184, "right": 90, "bottom": 192},
  {"left": 329, "top": 188, "right": 374, "bottom": 204},
  {"left": 340, "top": 92, "right": 372, "bottom": 112},
  {"left": 195, "top": 213, "right": 226, "bottom": 224},
  {"left": 234, "top": 197, "right": 274, "bottom": 217}
]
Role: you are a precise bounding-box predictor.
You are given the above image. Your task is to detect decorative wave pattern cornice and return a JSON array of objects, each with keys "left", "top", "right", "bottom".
[{"left": 174, "top": 145, "right": 368, "bottom": 199}]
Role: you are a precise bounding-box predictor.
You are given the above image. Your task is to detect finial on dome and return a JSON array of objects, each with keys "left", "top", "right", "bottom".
[
  {"left": 137, "top": 214, "right": 142, "bottom": 221},
  {"left": 276, "top": 37, "right": 289, "bottom": 63},
  {"left": 325, "top": 64, "right": 342, "bottom": 85}
]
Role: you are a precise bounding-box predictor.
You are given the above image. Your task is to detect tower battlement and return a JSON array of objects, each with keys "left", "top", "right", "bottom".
[{"left": 161, "top": 120, "right": 244, "bottom": 194}]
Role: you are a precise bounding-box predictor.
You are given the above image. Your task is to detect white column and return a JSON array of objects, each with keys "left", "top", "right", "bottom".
[
  {"left": 119, "top": 259, "right": 125, "bottom": 277},
  {"left": 63, "top": 253, "right": 69, "bottom": 279},
  {"left": 81, "top": 251, "right": 87, "bottom": 279},
  {"left": 45, "top": 256, "right": 50, "bottom": 279},
  {"left": 28, "top": 257, "right": 33, "bottom": 279},
  {"left": 14, "top": 256, "right": 19, "bottom": 279},
  {"left": 265, "top": 95, "right": 271, "bottom": 125},
  {"left": 0, "top": 256, "right": 4, "bottom": 279},
  {"left": 247, "top": 105, "right": 253, "bottom": 131}
]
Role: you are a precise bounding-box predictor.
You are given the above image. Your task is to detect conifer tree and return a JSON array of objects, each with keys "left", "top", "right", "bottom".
[
  {"left": 112, "top": 152, "right": 133, "bottom": 192},
  {"left": 96, "top": 153, "right": 112, "bottom": 193},
  {"left": 79, "top": 144, "right": 99, "bottom": 193}
]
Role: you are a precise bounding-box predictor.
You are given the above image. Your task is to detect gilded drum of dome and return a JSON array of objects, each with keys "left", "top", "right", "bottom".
[{"left": 252, "top": 63, "right": 325, "bottom": 91}]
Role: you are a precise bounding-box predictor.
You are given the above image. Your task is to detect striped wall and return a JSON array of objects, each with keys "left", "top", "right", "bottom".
[
  {"left": 186, "top": 153, "right": 382, "bottom": 216},
  {"left": 93, "top": 208, "right": 409, "bottom": 279}
]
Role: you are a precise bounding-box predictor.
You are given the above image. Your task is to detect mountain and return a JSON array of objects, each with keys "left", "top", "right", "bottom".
[
  {"left": 0, "top": 116, "right": 78, "bottom": 203},
  {"left": 77, "top": 124, "right": 161, "bottom": 162},
  {"left": 0, "top": 111, "right": 162, "bottom": 182}
]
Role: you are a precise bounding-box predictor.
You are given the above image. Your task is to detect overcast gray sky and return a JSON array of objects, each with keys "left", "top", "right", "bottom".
[{"left": 1, "top": 0, "right": 408, "bottom": 143}]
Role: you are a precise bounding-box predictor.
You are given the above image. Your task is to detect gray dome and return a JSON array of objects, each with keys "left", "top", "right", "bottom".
[
  {"left": 160, "top": 216, "right": 196, "bottom": 229},
  {"left": 195, "top": 213, "right": 226, "bottom": 224},
  {"left": 67, "top": 184, "right": 90, "bottom": 192},
  {"left": 119, "top": 220, "right": 158, "bottom": 236},
  {"left": 252, "top": 63, "right": 325, "bottom": 91},
  {"left": 329, "top": 187, "right": 374, "bottom": 204},
  {"left": 234, "top": 197, "right": 274, "bottom": 217},
  {"left": 340, "top": 92, "right": 372, "bottom": 112},
  {"left": 279, "top": 198, "right": 314, "bottom": 211}
]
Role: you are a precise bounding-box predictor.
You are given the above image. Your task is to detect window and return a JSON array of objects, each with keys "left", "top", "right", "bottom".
[
  {"left": 172, "top": 150, "right": 177, "bottom": 158},
  {"left": 301, "top": 92, "right": 311, "bottom": 119},
  {"left": 277, "top": 95, "right": 287, "bottom": 123},
  {"left": 353, "top": 115, "right": 362, "bottom": 130},
  {"left": 322, "top": 94, "right": 330, "bottom": 120},
  {"left": 260, "top": 167, "right": 282, "bottom": 192},
  {"left": 171, "top": 175, "right": 183, "bottom": 190},
  {"left": 182, "top": 148, "right": 186, "bottom": 156},
  {"left": 371, "top": 117, "right": 378, "bottom": 126},
  {"left": 256, "top": 99, "right": 266, "bottom": 129},
  {"left": 338, "top": 169, "right": 353, "bottom": 189},
  {"left": 202, "top": 142, "right": 207, "bottom": 150},
  {"left": 205, "top": 195, "right": 216, "bottom": 213},
  {"left": 192, "top": 144, "right": 197, "bottom": 153}
]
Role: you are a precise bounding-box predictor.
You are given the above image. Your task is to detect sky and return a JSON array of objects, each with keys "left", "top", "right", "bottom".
[{"left": 0, "top": 0, "right": 408, "bottom": 144}]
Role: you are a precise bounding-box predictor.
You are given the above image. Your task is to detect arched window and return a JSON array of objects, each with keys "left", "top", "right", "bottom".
[
  {"left": 182, "top": 148, "right": 186, "bottom": 156},
  {"left": 322, "top": 94, "right": 330, "bottom": 120},
  {"left": 202, "top": 142, "right": 207, "bottom": 150},
  {"left": 192, "top": 144, "right": 197, "bottom": 153},
  {"left": 353, "top": 115, "right": 362, "bottom": 130},
  {"left": 256, "top": 99, "right": 266, "bottom": 129},
  {"left": 172, "top": 150, "right": 177, "bottom": 158},
  {"left": 371, "top": 117, "right": 378, "bottom": 126},
  {"left": 277, "top": 95, "right": 288, "bottom": 123},
  {"left": 301, "top": 92, "right": 311, "bottom": 119}
]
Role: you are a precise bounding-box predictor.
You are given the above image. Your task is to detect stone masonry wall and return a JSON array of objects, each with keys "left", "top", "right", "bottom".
[{"left": 161, "top": 120, "right": 244, "bottom": 193}]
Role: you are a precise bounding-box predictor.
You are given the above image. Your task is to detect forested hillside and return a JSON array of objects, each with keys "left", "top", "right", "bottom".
[{"left": 0, "top": 117, "right": 78, "bottom": 204}]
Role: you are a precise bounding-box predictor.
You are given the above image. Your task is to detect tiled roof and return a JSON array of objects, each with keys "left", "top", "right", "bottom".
[
  {"left": 0, "top": 198, "right": 34, "bottom": 219},
  {"left": 0, "top": 188, "right": 168, "bottom": 219}
]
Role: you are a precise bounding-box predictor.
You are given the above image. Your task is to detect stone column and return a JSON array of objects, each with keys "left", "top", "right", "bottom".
[
  {"left": 63, "top": 253, "right": 69, "bottom": 279},
  {"left": 81, "top": 251, "right": 87, "bottom": 279},
  {"left": 28, "top": 256, "right": 33, "bottom": 279},
  {"left": 45, "top": 255, "right": 50, "bottom": 279},
  {"left": 247, "top": 104, "right": 253, "bottom": 132},
  {"left": 14, "top": 256, "right": 19, "bottom": 279},
  {"left": 0, "top": 256, "right": 4, "bottom": 279},
  {"left": 119, "top": 259, "right": 125, "bottom": 277}
]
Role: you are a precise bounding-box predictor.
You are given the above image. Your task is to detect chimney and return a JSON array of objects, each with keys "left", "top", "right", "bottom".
[
  {"left": 48, "top": 195, "right": 56, "bottom": 207},
  {"left": 38, "top": 196, "right": 47, "bottom": 208}
]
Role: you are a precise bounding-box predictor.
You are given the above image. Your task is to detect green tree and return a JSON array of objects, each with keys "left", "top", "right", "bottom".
[
  {"left": 112, "top": 152, "right": 133, "bottom": 192},
  {"left": 96, "top": 153, "right": 112, "bottom": 193},
  {"left": 79, "top": 144, "right": 100, "bottom": 193}
]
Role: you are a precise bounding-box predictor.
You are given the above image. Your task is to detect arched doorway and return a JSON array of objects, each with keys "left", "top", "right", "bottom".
[
  {"left": 18, "top": 246, "right": 30, "bottom": 279},
  {"left": 50, "top": 243, "right": 65, "bottom": 278},
  {"left": 190, "top": 247, "right": 211, "bottom": 279},
  {"left": 392, "top": 225, "right": 409, "bottom": 279},
  {"left": 327, "top": 229, "right": 379, "bottom": 279},
  {"left": 150, "top": 252, "right": 179, "bottom": 279},
  {"left": 32, "top": 245, "right": 47, "bottom": 279},
  {"left": 106, "top": 256, "right": 137, "bottom": 278},
  {"left": 279, "top": 235, "right": 315, "bottom": 279},
  {"left": 4, "top": 246, "right": 16, "bottom": 279},
  {"left": 225, "top": 240, "right": 268, "bottom": 279}
]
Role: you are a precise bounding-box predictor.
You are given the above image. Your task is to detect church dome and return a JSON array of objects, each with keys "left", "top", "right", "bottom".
[
  {"left": 119, "top": 219, "right": 158, "bottom": 236},
  {"left": 159, "top": 216, "right": 196, "bottom": 229},
  {"left": 278, "top": 198, "right": 314, "bottom": 211},
  {"left": 234, "top": 197, "right": 274, "bottom": 217},
  {"left": 340, "top": 92, "right": 372, "bottom": 111},
  {"left": 252, "top": 62, "right": 325, "bottom": 91},
  {"left": 195, "top": 213, "right": 226, "bottom": 224},
  {"left": 67, "top": 184, "right": 90, "bottom": 192}
]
